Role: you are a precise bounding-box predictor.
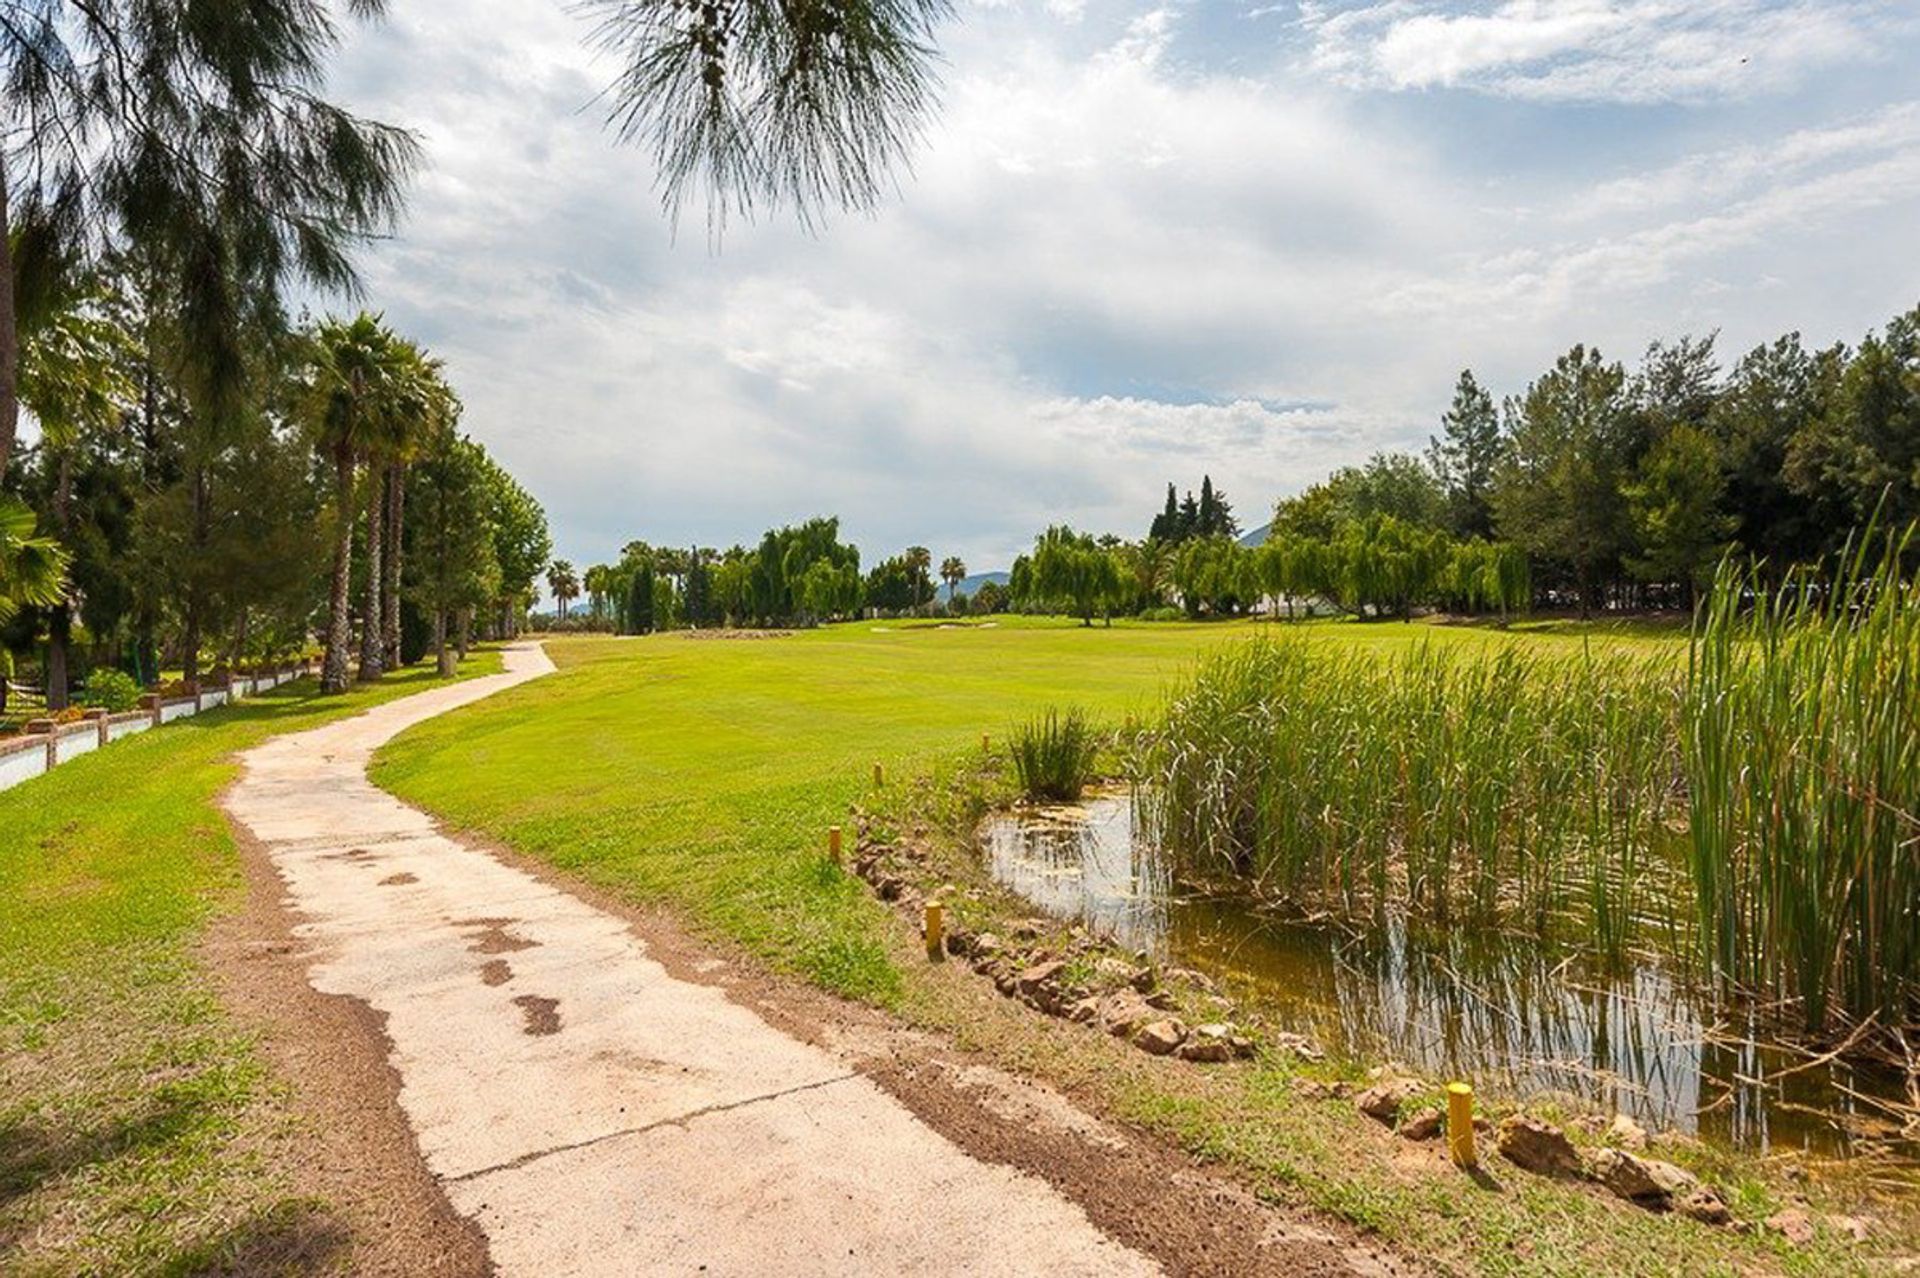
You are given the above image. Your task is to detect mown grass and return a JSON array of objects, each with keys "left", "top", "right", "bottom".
[
  {"left": 362, "top": 619, "right": 1895, "bottom": 1273},
  {"left": 0, "top": 652, "right": 500, "bottom": 1276}
]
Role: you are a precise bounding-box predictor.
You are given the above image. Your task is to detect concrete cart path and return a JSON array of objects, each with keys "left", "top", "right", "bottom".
[{"left": 222, "top": 642, "right": 1159, "bottom": 1277}]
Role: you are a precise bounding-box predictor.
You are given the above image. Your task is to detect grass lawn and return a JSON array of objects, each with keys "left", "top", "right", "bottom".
[
  {"left": 368, "top": 618, "right": 1879, "bottom": 1275},
  {"left": 0, "top": 651, "right": 500, "bottom": 1276}
]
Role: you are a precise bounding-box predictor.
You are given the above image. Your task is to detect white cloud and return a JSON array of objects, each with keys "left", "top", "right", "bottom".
[{"left": 1300, "top": 0, "right": 1904, "bottom": 103}]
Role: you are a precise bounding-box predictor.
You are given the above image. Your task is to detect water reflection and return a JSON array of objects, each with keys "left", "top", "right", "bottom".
[{"left": 980, "top": 791, "right": 1912, "bottom": 1160}]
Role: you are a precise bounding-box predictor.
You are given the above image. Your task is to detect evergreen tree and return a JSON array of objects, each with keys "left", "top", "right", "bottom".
[
  {"left": 684, "top": 549, "right": 712, "bottom": 627},
  {"left": 1428, "top": 370, "right": 1503, "bottom": 538},
  {"left": 1148, "top": 483, "right": 1179, "bottom": 541},
  {"left": 1178, "top": 491, "right": 1200, "bottom": 540},
  {"left": 625, "top": 564, "right": 655, "bottom": 634}
]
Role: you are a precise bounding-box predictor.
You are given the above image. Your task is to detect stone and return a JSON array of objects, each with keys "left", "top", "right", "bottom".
[
  {"left": 875, "top": 875, "right": 904, "bottom": 901},
  {"left": 1604, "top": 1113, "right": 1649, "bottom": 1152},
  {"left": 944, "top": 927, "right": 974, "bottom": 957},
  {"left": 1496, "top": 1116, "right": 1581, "bottom": 1177},
  {"left": 1674, "top": 1186, "right": 1733, "bottom": 1227},
  {"left": 1134, "top": 1019, "right": 1186, "bottom": 1055},
  {"left": 1164, "top": 965, "right": 1218, "bottom": 993},
  {"left": 1098, "top": 989, "right": 1157, "bottom": 1038},
  {"left": 1176, "top": 1023, "right": 1236, "bottom": 1063},
  {"left": 1092, "top": 956, "right": 1136, "bottom": 986},
  {"left": 1824, "top": 1214, "right": 1870, "bottom": 1244},
  {"left": 1765, "top": 1208, "right": 1815, "bottom": 1248},
  {"left": 1355, "top": 1078, "right": 1421, "bottom": 1124},
  {"left": 1016, "top": 959, "right": 1067, "bottom": 998},
  {"left": 1229, "top": 1035, "right": 1256, "bottom": 1059},
  {"left": 1065, "top": 996, "right": 1102, "bottom": 1025},
  {"left": 1128, "top": 965, "right": 1156, "bottom": 992},
  {"left": 1176, "top": 1037, "right": 1233, "bottom": 1063},
  {"left": 1144, "top": 990, "right": 1178, "bottom": 1011},
  {"left": 972, "top": 931, "right": 1003, "bottom": 957},
  {"left": 1589, "top": 1148, "right": 1698, "bottom": 1207},
  {"left": 1399, "top": 1107, "right": 1444, "bottom": 1141},
  {"left": 1269, "top": 1031, "right": 1324, "bottom": 1062}
]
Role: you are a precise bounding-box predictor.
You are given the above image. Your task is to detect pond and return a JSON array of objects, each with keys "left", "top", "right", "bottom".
[{"left": 979, "top": 790, "right": 1916, "bottom": 1164}]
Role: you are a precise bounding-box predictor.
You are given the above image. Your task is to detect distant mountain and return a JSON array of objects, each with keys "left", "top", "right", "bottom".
[
  {"left": 1238, "top": 522, "right": 1271, "bottom": 549},
  {"left": 937, "top": 571, "right": 1010, "bottom": 602}
]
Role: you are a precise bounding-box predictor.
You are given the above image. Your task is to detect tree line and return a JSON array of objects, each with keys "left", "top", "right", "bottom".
[
  {"left": 1294, "top": 306, "right": 1920, "bottom": 615},
  {"left": 1003, "top": 304, "right": 1918, "bottom": 624},
  {"left": 555, "top": 518, "right": 995, "bottom": 633},
  {"left": 1, "top": 282, "right": 551, "bottom": 708}
]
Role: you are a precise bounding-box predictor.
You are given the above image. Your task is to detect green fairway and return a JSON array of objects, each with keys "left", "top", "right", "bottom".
[
  {"left": 375, "top": 618, "right": 1668, "bottom": 1002},
  {"left": 0, "top": 652, "right": 500, "bottom": 1276}
]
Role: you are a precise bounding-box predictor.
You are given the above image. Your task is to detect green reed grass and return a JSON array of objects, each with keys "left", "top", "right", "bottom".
[
  {"left": 1137, "top": 637, "right": 1683, "bottom": 953},
  {"left": 1686, "top": 534, "right": 1920, "bottom": 1033},
  {"left": 1011, "top": 707, "right": 1102, "bottom": 801}
]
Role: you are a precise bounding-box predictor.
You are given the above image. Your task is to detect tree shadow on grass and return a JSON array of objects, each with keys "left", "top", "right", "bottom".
[
  {"left": 164, "top": 1200, "right": 353, "bottom": 1276},
  {"left": 0, "top": 1097, "right": 208, "bottom": 1209}
]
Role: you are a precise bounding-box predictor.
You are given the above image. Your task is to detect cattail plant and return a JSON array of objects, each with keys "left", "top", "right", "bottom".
[
  {"left": 1684, "top": 533, "right": 1920, "bottom": 1034},
  {"left": 1010, "top": 708, "right": 1103, "bottom": 801}
]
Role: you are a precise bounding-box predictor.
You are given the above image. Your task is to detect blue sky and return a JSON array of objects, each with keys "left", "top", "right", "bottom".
[{"left": 329, "top": 0, "right": 1920, "bottom": 577}]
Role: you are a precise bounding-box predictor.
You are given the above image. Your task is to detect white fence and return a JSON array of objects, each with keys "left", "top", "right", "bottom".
[{"left": 0, "top": 661, "right": 315, "bottom": 796}]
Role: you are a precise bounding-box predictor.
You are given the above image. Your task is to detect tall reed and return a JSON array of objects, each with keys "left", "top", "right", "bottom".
[
  {"left": 1011, "top": 708, "right": 1102, "bottom": 801},
  {"left": 1136, "top": 637, "right": 1682, "bottom": 952},
  {"left": 1685, "top": 535, "right": 1920, "bottom": 1033}
]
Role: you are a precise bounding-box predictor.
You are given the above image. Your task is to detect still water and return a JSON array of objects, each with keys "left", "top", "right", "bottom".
[{"left": 980, "top": 791, "right": 1914, "bottom": 1162}]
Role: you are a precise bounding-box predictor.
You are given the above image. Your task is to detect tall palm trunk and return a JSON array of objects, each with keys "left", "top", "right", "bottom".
[
  {"left": 358, "top": 466, "right": 385, "bottom": 680},
  {"left": 322, "top": 444, "right": 355, "bottom": 693},
  {"left": 45, "top": 451, "right": 73, "bottom": 709},
  {"left": 381, "top": 463, "right": 405, "bottom": 668},
  {"left": 0, "top": 154, "right": 17, "bottom": 483}
]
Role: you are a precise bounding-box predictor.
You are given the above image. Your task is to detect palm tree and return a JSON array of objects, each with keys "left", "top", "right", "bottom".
[
  {"left": 0, "top": 497, "right": 65, "bottom": 623},
  {"left": 307, "top": 314, "right": 407, "bottom": 694},
  {"left": 940, "top": 555, "right": 966, "bottom": 605},
  {"left": 373, "top": 342, "right": 456, "bottom": 673},
  {"left": 548, "top": 560, "right": 580, "bottom": 620},
  {"left": 905, "top": 546, "right": 932, "bottom": 614},
  {"left": 0, "top": 0, "right": 418, "bottom": 483},
  {"left": 16, "top": 294, "right": 132, "bottom": 707}
]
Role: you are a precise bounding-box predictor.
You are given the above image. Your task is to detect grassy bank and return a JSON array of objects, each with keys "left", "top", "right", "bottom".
[
  {"left": 362, "top": 619, "right": 1901, "bottom": 1273},
  {"left": 0, "top": 653, "right": 500, "bottom": 1275}
]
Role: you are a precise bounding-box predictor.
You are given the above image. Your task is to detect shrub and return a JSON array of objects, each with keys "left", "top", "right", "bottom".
[
  {"left": 82, "top": 668, "right": 141, "bottom": 713},
  {"left": 1010, "top": 708, "right": 1102, "bottom": 801},
  {"left": 1137, "top": 606, "right": 1185, "bottom": 622}
]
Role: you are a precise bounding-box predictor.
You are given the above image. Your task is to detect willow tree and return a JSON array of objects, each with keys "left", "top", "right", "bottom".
[
  {"left": 0, "top": 0, "right": 418, "bottom": 482},
  {"left": 584, "top": 0, "right": 950, "bottom": 228}
]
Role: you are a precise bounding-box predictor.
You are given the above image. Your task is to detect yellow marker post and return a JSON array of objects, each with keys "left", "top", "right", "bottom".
[
  {"left": 828, "top": 826, "right": 843, "bottom": 865},
  {"left": 981, "top": 732, "right": 991, "bottom": 753},
  {"left": 1447, "top": 1082, "right": 1476, "bottom": 1168},
  {"left": 924, "top": 901, "right": 945, "bottom": 961},
  {"left": 872, "top": 762, "right": 885, "bottom": 788}
]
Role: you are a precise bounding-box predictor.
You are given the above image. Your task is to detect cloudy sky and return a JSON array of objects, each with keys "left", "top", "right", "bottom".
[{"left": 329, "top": 0, "right": 1920, "bottom": 577}]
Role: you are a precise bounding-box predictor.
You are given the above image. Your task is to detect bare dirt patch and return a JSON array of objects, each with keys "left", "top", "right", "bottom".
[
  {"left": 479, "top": 959, "right": 513, "bottom": 987},
  {"left": 206, "top": 808, "right": 492, "bottom": 1277},
  {"left": 454, "top": 916, "right": 539, "bottom": 955},
  {"left": 379, "top": 872, "right": 418, "bottom": 886},
  {"left": 511, "top": 994, "right": 561, "bottom": 1036}
]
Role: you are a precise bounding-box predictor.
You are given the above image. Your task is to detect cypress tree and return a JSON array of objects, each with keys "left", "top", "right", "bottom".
[
  {"left": 684, "top": 550, "right": 712, "bottom": 628},
  {"left": 625, "top": 565, "right": 655, "bottom": 634}
]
